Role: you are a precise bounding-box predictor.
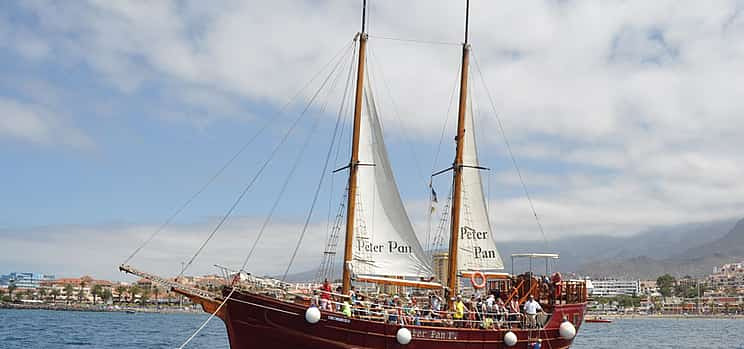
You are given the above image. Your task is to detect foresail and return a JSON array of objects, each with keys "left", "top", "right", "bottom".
[
  {"left": 350, "top": 82, "right": 434, "bottom": 279},
  {"left": 457, "top": 107, "right": 504, "bottom": 272}
]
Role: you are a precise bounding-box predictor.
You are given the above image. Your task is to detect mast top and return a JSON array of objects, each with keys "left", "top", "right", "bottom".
[
  {"left": 361, "top": 0, "right": 367, "bottom": 34},
  {"left": 464, "top": 0, "right": 470, "bottom": 44}
]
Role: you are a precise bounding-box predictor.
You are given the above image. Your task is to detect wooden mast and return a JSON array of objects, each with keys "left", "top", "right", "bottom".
[
  {"left": 342, "top": 0, "right": 368, "bottom": 295},
  {"left": 446, "top": 0, "right": 471, "bottom": 299}
]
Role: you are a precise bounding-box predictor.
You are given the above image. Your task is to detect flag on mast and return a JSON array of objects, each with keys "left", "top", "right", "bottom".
[{"left": 429, "top": 181, "right": 438, "bottom": 213}]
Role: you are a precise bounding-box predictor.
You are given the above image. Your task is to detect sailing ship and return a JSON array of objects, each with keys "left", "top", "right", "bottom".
[{"left": 121, "top": 1, "right": 587, "bottom": 348}]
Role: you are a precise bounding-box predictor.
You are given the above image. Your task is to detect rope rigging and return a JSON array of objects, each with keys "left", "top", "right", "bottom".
[
  {"left": 471, "top": 50, "right": 550, "bottom": 249},
  {"left": 430, "top": 186, "right": 453, "bottom": 257},
  {"left": 368, "top": 34, "right": 461, "bottom": 47},
  {"left": 122, "top": 39, "right": 356, "bottom": 268},
  {"left": 176, "top": 40, "right": 356, "bottom": 349},
  {"left": 238, "top": 44, "right": 352, "bottom": 277},
  {"left": 281, "top": 58, "right": 354, "bottom": 282},
  {"left": 177, "top": 41, "right": 355, "bottom": 279},
  {"left": 426, "top": 63, "right": 462, "bottom": 253},
  {"left": 317, "top": 188, "right": 347, "bottom": 282},
  {"left": 319, "top": 42, "right": 358, "bottom": 282},
  {"left": 367, "top": 46, "right": 429, "bottom": 189}
]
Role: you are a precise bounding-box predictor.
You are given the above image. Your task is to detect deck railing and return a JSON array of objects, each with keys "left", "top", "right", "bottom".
[{"left": 284, "top": 290, "right": 554, "bottom": 330}]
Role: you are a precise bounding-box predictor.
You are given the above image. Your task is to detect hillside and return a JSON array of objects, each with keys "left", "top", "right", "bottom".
[
  {"left": 283, "top": 217, "right": 741, "bottom": 282},
  {"left": 678, "top": 218, "right": 744, "bottom": 260},
  {"left": 578, "top": 217, "right": 744, "bottom": 279}
]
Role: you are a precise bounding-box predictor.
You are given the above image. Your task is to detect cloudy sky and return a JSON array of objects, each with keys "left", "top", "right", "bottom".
[{"left": 2, "top": 0, "right": 743, "bottom": 281}]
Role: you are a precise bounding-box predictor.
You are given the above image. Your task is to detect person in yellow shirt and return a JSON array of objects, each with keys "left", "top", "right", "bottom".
[
  {"left": 341, "top": 301, "right": 352, "bottom": 317},
  {"left": 453, "top": 295, "right": 465, "bottom": 327}
]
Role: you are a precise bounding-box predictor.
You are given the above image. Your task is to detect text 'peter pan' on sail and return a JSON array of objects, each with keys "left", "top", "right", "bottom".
[{"left": 456, "top": 106, "right": 504, "bottom": 272}]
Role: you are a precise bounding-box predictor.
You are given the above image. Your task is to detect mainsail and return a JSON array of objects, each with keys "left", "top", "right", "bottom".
[
  {"left": 456, "top": 106, "right": 504, "bottom": 272},
  {"left": 350, "top": 82, "right": 434, "bottom": 278}
]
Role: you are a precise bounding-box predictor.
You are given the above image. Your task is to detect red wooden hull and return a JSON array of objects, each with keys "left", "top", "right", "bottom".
[{"left": 216, "top": 288, "right": 586, "bottom": 349}]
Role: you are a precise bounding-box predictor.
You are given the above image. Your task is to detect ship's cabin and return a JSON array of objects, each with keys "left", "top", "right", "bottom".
[{"left": 481, "top": 254, "right": 587, "bottom": 312}]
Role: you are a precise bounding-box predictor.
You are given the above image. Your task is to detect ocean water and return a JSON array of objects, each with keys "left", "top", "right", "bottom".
[
  {"left": 1, "top": 309, "right": 743, "bottom": 348},
  {"left": 573, "top": 318, "right": 744, "bottom": 349},
  {"left": 0, "top": 309, "right": 228, "bottom": 349}
]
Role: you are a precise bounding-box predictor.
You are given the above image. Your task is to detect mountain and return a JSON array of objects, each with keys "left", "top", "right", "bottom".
[
  {"left": 578, "top": 217, "right": 744, "bottom": 279},
  {"left": 678, "top": 218, "right": 744, "bottom": 260},
  {"left": 282, "top": 217, "right": 741, "bottom": 282},
  {"left": 500, "top": 218, "right": 738, "bottom": 273}
]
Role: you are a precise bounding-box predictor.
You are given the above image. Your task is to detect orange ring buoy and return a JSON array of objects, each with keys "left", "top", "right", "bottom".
[{"left": 470, "top": 271, "right": 487, "bottom": 289}]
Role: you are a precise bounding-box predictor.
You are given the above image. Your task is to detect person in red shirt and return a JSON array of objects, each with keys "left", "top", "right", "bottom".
[
  {"left": 319, "top": 278, "right": 332, "bottom": 311},
  {"left": 551, "top": 272, "right": 562, "bottom": 303}
]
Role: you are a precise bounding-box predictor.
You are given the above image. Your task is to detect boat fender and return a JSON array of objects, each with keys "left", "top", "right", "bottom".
[
  {"left": 305, "top": 306, "right": 321, "bottom": 324},
  {"left": 396, "top": 327, "right": 412, "bottom": 345},
  {"left": 559, "top": 320, "right": 576, "bottom": 340},
  {"left": 503, "top": 331, "right": 518, "bottom": 347},
  {"left": 470, "top": 271, "right": 487, "bottom": 289}
]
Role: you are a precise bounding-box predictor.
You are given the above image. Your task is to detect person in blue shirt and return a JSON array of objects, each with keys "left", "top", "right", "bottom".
[{"left": 532, "top": 338, "right": 542, "bottom": 349}]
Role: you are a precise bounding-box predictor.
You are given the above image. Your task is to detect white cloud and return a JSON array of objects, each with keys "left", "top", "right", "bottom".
[
  {"left": 0, "top": 97, "right": 93, "bottom": 149},
  {"left": 0, "top": 99, "right": 50, "bottom": 143},
  {"left": 0, "top": 13, "right": 50, "bottom": 60},
  {"left": 0, "top": 216, "right": 331, "bottom": 281},
  {"left": 4, "top": 0, "right": 744, "bottom": 243}
]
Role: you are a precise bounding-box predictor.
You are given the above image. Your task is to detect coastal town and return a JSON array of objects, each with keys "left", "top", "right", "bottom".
[
  {"left": 0, "top": 272, "right": 228, "bottom": 312},
  {"left": 2, "top": 260, "right": 742, "bottom": 316},
  {"left": 586, "top": 260, "right": 744, "bottom": 315}
]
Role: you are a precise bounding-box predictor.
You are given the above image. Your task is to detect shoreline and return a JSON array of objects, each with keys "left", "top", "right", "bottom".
[
  {"left": 3, "top": 302, "right": 742, "bottom": 320},
  {"left": 0, "top": 302, "right": 203, "bottom": 314},
  {"left": 586, "top": 313, "right": 744, "bottom": 320}
]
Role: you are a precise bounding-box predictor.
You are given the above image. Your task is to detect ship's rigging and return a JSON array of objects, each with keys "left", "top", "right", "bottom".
[{"left": 118, "top": 1, "right": 583, "bottom": 348}]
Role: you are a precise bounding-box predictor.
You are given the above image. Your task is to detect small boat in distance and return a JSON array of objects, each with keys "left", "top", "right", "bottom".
[{"left": 585, "top": 317, "right": 613, "bottom": 323}]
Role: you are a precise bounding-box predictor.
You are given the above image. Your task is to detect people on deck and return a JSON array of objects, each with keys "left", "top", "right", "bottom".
[
  {"left": 485, "top": 294, "right": 495, "bottom": 314},
  {"left": 429, "top": 291, "right": 442, "bottom": 319},
  {"left": 310, "top": 290, "right": 320, "bottom": 308},
  {"left": 495, "top": 296, "right": 507, "bottom": 327},
  {"left": 467, "top": 298, "right": 478, "bottom": 328},
  {"left": 318, "top": 271, "right": 570, "bottom": 331},
  {"left": 342, "top": 300, "right": 352, "bottom": 317},
  {"left": 319, "top": 279, "right": 332, "bottom": 311},
  {"left": 453, "top": 295, "right": 465, "bottom": 327},
  {"left": 349, "top": 286, "right": 358, "bottom": 304},
  {"left": 523, "top": 295, "right": 544, "bottom": 328},
  {"left": 508, "top": 295, "right": 520, "bottom": 324},
  {"left": 335, "top": 286, "right": 343, "bottom": 311},
  {"left": 551, "top": 272, "right": 562, "bottom": 302}
]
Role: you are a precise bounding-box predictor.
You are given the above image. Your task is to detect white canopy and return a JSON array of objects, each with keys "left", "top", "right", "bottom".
[{"left": 510, "top": 253, "right": 560, "bottom": 259}]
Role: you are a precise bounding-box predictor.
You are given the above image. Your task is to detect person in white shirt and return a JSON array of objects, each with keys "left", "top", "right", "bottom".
[
  {"left": 523, "top": 295, "right": 543, "bottom": 328},
  {"left": 429, "top": 291, "right": 442, "bottom": 318},
  {"left": 485, "top": 294, "right": 495, "bottom": 313}
]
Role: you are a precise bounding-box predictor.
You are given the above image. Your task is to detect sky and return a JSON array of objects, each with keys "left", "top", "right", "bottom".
[{"left": 1, "top": 0, "right": 744, "bottom": 281}]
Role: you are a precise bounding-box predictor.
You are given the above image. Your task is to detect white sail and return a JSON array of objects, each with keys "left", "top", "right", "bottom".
[
  {"left": 350, "top": 83, "right": 434, "bottom": 279},
  {"left": 456, "top": 107, "right": 505, "bottom": 272}
]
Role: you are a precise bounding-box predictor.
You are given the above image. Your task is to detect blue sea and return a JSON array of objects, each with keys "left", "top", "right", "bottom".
[{"left": 1, "top": 309, "right": 743, "bottom": 348}]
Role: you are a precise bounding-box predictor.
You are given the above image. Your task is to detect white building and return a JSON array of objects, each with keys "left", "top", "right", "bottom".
[
  {"left": 640, "top": 280, "right": 661, "bottom": 297},
  {"left": 589, "top": 279, "right": 640, "bottom": 297},
  {"left": 708, "top": 261, "right": 744, "bottom": 294}
]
